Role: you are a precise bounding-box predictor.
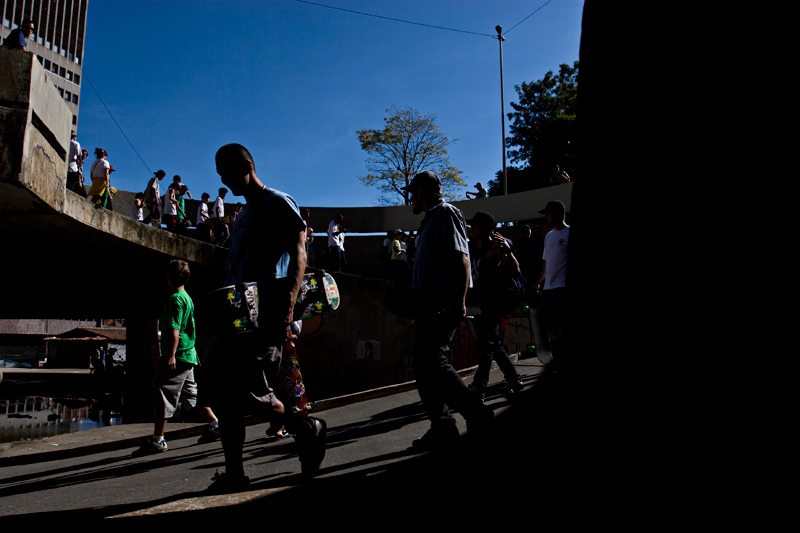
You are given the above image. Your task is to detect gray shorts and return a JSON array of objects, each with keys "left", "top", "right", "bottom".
[{"left": 153, "top": 360, "right": 198, "bottom": 419}]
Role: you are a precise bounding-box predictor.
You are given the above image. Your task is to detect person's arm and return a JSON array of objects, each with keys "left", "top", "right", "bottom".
[
  {"left": 533, "top": 260, "right": 546, "bottom": 294},
  {"left": 162, "top": 328, "right": 180, "bottom": 370},
  {"left": 274, "top": 228, "right": 308, "bottom": 337}
]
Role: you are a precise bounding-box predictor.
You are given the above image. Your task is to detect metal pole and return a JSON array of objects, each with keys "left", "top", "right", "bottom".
[{"left": 496, "top": 25, "right": 507, "bottom": 195}]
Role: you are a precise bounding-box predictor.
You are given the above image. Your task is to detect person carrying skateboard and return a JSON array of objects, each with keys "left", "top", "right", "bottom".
[
  {"left": 466, "top": 211, "right": 526, "bottom": 400},
  {"left": 401, "top": 171, "right": 493, "bottom": 451},
  {"left": 202, "top": 143, "right": 326, "bottom": 493},
  {"left": 133, "top": 260, "right": 220, "bottom": 456}
]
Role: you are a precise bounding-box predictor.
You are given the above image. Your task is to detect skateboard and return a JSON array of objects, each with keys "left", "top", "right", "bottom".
[
  {"left": 384, "top": 287, "right": 521, "bottom": 319},
  {"left": 294, "top": 270, "right": 340, "bottom": 321},
  {"left": 196, "top": 272, "right": 339, "bottom": 335},
  {"left": 524, "top": 294, "right": 553, "bottom": 365}
]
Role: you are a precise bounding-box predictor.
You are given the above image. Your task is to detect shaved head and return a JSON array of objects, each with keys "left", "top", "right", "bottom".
[{"left": 215, "top": 143, "right": 256, "bottom": 173}]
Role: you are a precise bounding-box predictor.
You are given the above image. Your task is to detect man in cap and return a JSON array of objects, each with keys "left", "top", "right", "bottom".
[
  {"left": 401, "top": 171, "right": 493, "bottom": 450},
  {"left": 533, "top": 200, "right": 570, "bottom": 364},
  {"left": 465, "top": 182, "right": 488, "bottom": 199}
]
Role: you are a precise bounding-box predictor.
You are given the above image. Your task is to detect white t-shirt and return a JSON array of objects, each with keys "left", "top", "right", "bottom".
[
  {"left": 213, "top": 197, "right": 225, "bottom": 219},
  {"left": 542, "top": 225, "right": 569, "bottom": 290},
  {"left": 163, "top": 188, "right": 177, "bottom": 216},
  {"left": 327, "top": 220, "right": 344, "bottom": 249},
  {"left": 196, "top": 202, "right": 208, "bottom": 225},
  {"left": 90, "top": 159, "right": 110, "bottom": 179},
  {"left": 68, "top": 139, "right": 81, "bottom": 172},
  {"left": 130, "top": 200, "right": 143, "bottom": 221}
]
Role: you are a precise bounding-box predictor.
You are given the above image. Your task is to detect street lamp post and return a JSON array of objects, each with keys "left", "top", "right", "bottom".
[{"left": 496, "top": 25, "right": 507, "bottom": 196}]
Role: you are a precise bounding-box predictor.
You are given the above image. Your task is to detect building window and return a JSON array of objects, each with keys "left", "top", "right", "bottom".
[
  {"left": 58, "top": 87, "right": 64, "bottom": 97},
  {"left": 72, "top": 94, "right": 79, "bottom": 105},
  {"left": 65, "top": 91, "right": 71, "bottom": 101},
  {"left": 72, "top": 115, "right": 77, "bottom": 125},
  {"left": 46, "top": 41, "right": 51, "bottom": 49},
  {"left": 73, "top": 73, "right": 80, "bottom": 85},
  {"left": 44, "top": 59, "right": 51, "bottom": 70},
  {"left": 51, "top": 64, "right": 58, "bottom": 74},
  {"left": 37, "top": 56, "right": 43, "bottom": 65},
  {"left": 59, "top": 67, "right": 66, "bottom": 78},
  {"left": 3, "top": 19, "right": 10, "bottom": 29},
  {"left": 67, "top": 70, "right": 73, "bottom": 81}
]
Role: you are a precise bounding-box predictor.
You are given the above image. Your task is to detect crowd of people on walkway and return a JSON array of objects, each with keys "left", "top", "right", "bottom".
[{"left": 129, "top": 143, "right": 569, "bottom": 495}]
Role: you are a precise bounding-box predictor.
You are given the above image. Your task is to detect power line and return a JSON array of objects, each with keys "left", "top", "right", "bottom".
[
  {"left": 82, "top": 72, "right": 153, "bottom": 176},
  {"left": 505, "top": 0, "right": 554, "bottom": 35},
  {"left": 294, "top": 0, "right": 495, "bottom": 38}
]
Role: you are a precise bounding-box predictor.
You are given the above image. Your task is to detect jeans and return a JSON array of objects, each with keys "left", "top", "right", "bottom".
[
  {"left": 413, "top": 315, "right": 485, "bottom": 428},
  {"left": 472, "top": 314, "right": 520, "bottom": 390}
]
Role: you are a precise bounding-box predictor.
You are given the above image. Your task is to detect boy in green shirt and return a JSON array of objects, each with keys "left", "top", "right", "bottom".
[{"left": 133, "top": 260, "right": 219, "bottom": 455}]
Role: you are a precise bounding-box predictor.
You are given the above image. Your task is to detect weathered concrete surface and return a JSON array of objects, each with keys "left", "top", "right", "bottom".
[{"left": 0, "top": 47, "right": 228, "bottom": 318}]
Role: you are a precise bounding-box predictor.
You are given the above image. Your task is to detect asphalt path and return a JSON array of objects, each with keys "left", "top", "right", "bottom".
[{"left": 0, "top": 359, "right": 567, "bottom": 523}]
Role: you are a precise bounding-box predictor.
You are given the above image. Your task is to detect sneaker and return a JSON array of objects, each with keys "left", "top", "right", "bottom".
[
  {"left": 296, "top": 417, "right": 326, "bottom": 477},
  {"left": 501, "top": 377, "right": 525, "bottom": 397},
  {"left": 131, "top": 437, "right": 168, "bottom": 456},
  {"left": 265, "top": 424, "right": 292, "bottom": 440},
  {"left": 411, "top": 424, "right": 460, "bottom": 451},
  {"left": 204, "top": 471, "right": 250, "bottom": 494},
  {"left": 197, "top": 425, "right": 221, "bottom": 444}
]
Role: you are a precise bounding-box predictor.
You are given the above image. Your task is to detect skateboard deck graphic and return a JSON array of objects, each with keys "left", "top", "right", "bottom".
[
  {"left": 196, "top": 282, "right": 260, "bottom": 335},
  {"left": 197, "top": 272, "right": 340, "bottom": 335},
  {"left": 276, "top": 335, "right": 308, "bottom": 417},
  {"left": 294, "top": 270, "right": 340, "bottom": 321}
]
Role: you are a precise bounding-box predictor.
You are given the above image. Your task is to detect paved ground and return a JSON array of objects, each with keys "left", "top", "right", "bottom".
[{"left": 0, "top": 358, "right": 567, "bottom": 523}]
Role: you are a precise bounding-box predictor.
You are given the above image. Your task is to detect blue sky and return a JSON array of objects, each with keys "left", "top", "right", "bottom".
[{"left": 77, "top": 0, "right": 583, "bottom": 207}]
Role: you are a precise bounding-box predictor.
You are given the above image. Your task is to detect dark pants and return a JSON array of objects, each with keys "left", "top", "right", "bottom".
[
  {"left": 328, "top": 246, "right": 345, "bottom": 272},
  {"left": 413, "top": 315, "right": 486, "bottom": 429},
  {"left": 472, "top": 314, "right": 520, "bottom": 390},
  {"left": 203, "top": 331, "right": 307, "bottom": 476}
]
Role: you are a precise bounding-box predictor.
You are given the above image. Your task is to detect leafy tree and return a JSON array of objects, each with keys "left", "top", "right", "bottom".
[
  {"left": 357, "top": 105, "right": 467, "bottom": 205},
  {"left": 498, "top": 61, "right": 579, "bottom": 192}
]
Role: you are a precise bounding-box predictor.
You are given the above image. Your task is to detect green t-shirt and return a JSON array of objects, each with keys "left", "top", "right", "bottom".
[
  {"left": 160, "top": 289, "right": 197, "bottom": 365},
  {"left": 176, "top": 194, "right": 186, "bottom": 220}
]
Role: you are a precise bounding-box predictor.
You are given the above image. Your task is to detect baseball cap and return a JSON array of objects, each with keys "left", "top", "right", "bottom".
[
  {"left": 400, "top": 170, "right": 442, "bottom": 195},
  {"left": 467, "top": 211, "right": 496, "bottom": 229},
  {"left": 538, "top": 200, "right": 566, "bottom": 215}
]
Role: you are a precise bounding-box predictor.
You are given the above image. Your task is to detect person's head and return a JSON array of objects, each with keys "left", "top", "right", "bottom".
[
  {"left": 551, "top": 164, "right": 561, "bottom": 175},
  {"left": 394, "top": 229, "right": 404, "bottom": 239},
  {"left": 335, "top": 214, "right": 344, "bottom": 224},
  {"left": 94, "top": 147, "right": 107, "bottom": 159},
  {"left": 520, "top": 223, "right": 532, "bottom": 238},
  {"left": 155, "top": 170, "right": 166, "bottom": 180},
  {"left": 173, "top": 175, "right": 181, "bottom": 185},
  {"left": 81, "top": 149, "right": 89, "bottom": 159},
  {"left": 218, "top": 187, "right": 228, "bottom": 198},
  {"left": 201, "top": 192, "right": 210, "bottom": 202},
  {"left": 215, "top": 143, "right": 257, "bottom": 196},
  {"left": 20, "top": 19, "right": 34, "bottom": 37},
  {"left": 467, "top": 211, "right": 496, "bottom": 241},
  {"left": 475, "top": 182, "right": 484, "bottom": 190},
  {"left": 402, "top": 170, "right": 443, "bottom": 215},
  {"left": 135, "top": 192, "right": 145, "bottom": 200},
  {"left": 235, "top": 203, "right": 243, "bottom": 212},
  {"left": 538, "top": 200, "right": 566, "bottom": 227},
  {"left": 301, "top": 208, "right": 310, "bottom": 220},
  {"left": 166, "top": 259, "right": 190, "bottom": 289},
  {"left": 71, "top": 131, "right": 76, "bottom": 140}
]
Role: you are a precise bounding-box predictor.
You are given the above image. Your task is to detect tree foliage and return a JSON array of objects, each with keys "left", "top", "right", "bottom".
[
  {"left": 494, "top": 61, "right": 579, "bottom": 193},
  {"left": 357, "top": 105, "right": 467, "bottom": 205}
]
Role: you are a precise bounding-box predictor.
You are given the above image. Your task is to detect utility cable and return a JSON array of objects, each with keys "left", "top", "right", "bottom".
[
  {"left": 82, "top": 72, "right": 153, "bottom": 175},
  {"left": 294, "top": 0, "right": 495, "bottom": 38},
  {"left": 505, "top": 0, "right": 553, "bottom": 35}
]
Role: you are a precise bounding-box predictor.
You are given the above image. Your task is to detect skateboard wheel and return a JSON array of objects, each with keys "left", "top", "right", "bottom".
[
  {"left": 527, "top": 343, "right": 535, "bottom": 352},
  {"left": 523, "top": 305, "right": 530, "bottom": 312}
]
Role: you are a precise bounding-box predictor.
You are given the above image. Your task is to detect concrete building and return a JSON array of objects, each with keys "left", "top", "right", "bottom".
[{"left": 2, "top": 0, "right": 88, "bottom": 129}]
